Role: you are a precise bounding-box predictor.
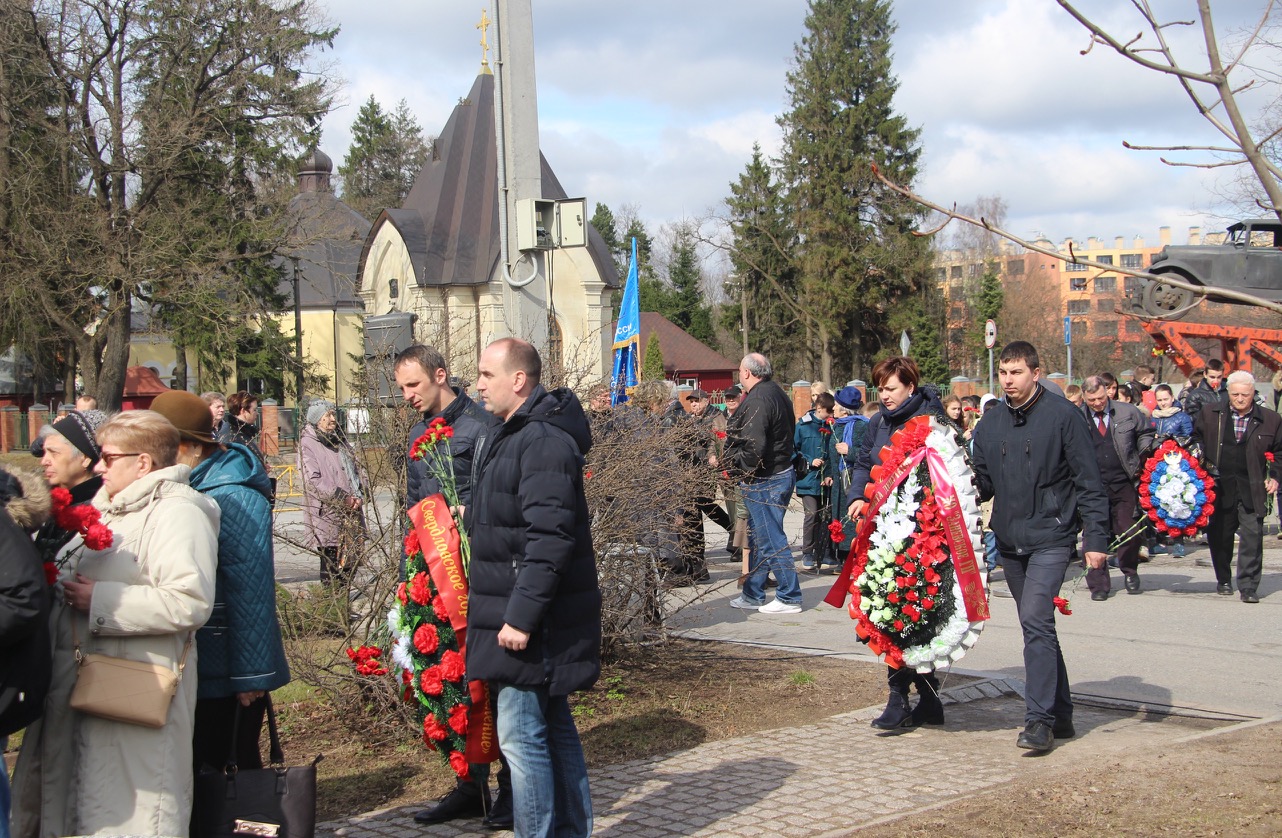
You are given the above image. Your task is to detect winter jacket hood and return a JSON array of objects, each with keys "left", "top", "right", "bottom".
[
  {"left": 0, "top": 466, "right": 50, "bottom": 531},
  {"left": 191, "top": 442, "right": 272, "bottom": 501},
  {"left": 503, "top": 384, "right": 594, "bottom": 458}
]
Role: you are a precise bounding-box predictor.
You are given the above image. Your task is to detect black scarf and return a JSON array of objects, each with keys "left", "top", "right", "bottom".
[{"left": 879, "top": 390, "right": 926, "bottom": 428}]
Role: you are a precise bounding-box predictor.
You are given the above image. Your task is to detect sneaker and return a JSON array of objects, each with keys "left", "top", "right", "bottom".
[
  {"left": 1173, "top": 542, "right": 1185, "bottom": 558},
  {"left": 801, "top": 555, "right": 816, "bottom": 569},
  {"left": 759, "top": 598, "right": 802, "bottom": 615},
  {"left": 729, "top": 596, "right": 764, "bottom": 610}
]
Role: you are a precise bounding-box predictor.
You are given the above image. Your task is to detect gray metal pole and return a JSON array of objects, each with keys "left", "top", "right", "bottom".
[
  {"left": 988, "top": 347, "right": 994, "bottom": 394},
  {"left": 1067, "top": 344, "right": 1073, "bottom": 384}
]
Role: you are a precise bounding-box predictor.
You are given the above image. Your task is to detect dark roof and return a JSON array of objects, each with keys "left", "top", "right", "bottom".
[
  {"left": 283, "top": 190, "right": 371, "bottom": 309},
  {"left": 633, "top": 313, "right": 737, "bottom": 374},
  {"left": 359, "top": 72, "right": 618, "bottom": 289}
]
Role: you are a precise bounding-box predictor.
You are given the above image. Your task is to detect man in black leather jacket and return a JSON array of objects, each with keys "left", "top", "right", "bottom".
[{"left": 724, "top": 352, "right": 801, "bottom": 614}]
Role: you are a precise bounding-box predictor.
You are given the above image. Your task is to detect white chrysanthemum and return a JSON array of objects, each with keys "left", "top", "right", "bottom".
[{"left": 391, "top": 637, "right": 414, "bottom": 673}]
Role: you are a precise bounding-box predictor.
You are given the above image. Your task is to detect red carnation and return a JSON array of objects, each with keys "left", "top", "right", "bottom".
[
  {"left": 431, "top": 595, "right": 450, "bottom": 622},
  {"left": 893, "top": 619, "right": 904, "bottom": 631},
  {"left": 423, "top": 715, "right": 449, "bottom": 742},
  {"left": 894, "top": 555, "right": 906, "bottom": 566},
  {"left": 403, "top": 686, "right": 414, "bottom": 704},
  {"left": 43, "top": 562, "right": 58, "bottom": 587},
  {"left": 409, "top": 572, "right": 432, "bottom": 606},
  {"left": 903, "top": 562, "right": 917, "bottom": 575},
  {"left": 397, "top": 582, "right": 408, "bottom": 606},
  {"left": 440, "top": 649, "right": 466, "bottom": 681},
  {"left": 714, "top": 429, "right": 727, "bottom": 440},
  {"left": 926, "top": 584, "right": 939, "bottom": 595},
  {"left": 404, "top": 529, "right": 421, "bottom": 556},
  {"left": 921, "top": 597, "right": 935, "bottom": 610},
  {"left": 420, "top": 666, "right": 444, "bottom": 696},
  {"left": 83, "top": 523, "right": 113, "bottom": 551},
  {"left": 448, "top": 704, "right": 469, "bottom": 734},
  {"left": 50, "top": 487, "right": 72, "bottom": 509},
  {"left": 1267, "top": 452, "right": 1276, "bottom": 463},
  {"left": 584, "top": 470, "right": 593, "bottom": 480},
  {"left": 413, "top": 623, "right": 440, "bottom": 655},
  {"left": 905, "top": 590, "right": 919, "bottom": 602},
  {"left": 887, "top": 592, "right": 900, "bottom": 604},
  {"left": 828, "top": 520, "right": 845, "bottom": 542},
  {"left": 1053, "top": 596, "right": 1072, "bottom": 616},
  {"left": 896, "top": 576, "right": 910, "bottom": 589},
  {"left": 449, "top": 751, "right": 471, "bottom": 781},
  {"left": 402, "top": 669, "right": 413, "bottom": 685}
]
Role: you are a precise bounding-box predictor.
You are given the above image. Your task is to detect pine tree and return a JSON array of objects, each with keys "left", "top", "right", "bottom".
[
  {"left": 778, "top": 0, "right": 932, "bottom": 384},
  {"left": 641, "top": 331, "right": 666, "bottom": 381},
  {"left": 338, "top": 96, "right": 428, "bottom": 219},
  {"left": 970, "top": 265, "right": 1005, "bottom": 359},
  {"left": 590, "top": 202, "right": 626, "bottom": 278},
  {"left": 723, "top": 144, "right": 801, "bottom": 376},
  {"left": 665, "top": 224, "right": 715, "bottom": 344}
]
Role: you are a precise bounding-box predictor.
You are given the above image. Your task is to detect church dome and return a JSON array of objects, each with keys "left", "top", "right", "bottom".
[{"left": 299, "top": 148, "right": 333, "bottom": 175}]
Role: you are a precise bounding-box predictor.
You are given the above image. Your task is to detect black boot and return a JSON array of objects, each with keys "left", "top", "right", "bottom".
[
  {"left": 910, "top": 672, "right": 945, "bottom": 726},
  {"left": 870, "top": 667, "right": 916, "bottom": 730}
]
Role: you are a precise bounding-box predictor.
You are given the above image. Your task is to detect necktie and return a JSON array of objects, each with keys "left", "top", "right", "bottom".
[{"left": 1096, "top": 413, "right": 1107, "bottom": 436}]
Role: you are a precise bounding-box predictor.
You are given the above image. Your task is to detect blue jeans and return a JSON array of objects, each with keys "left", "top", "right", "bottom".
[
  {"left": 740, "top": 468, "right": 801, "bottom": 604},
  {"left": 1000, "top": 546, "right": 1074, "bottom": 727},
  {"left": 495, "top": 684, "right": 592, "bottom": 838},
  {"left": 983, "top": 530, "right": 999, "bottom": 573}
]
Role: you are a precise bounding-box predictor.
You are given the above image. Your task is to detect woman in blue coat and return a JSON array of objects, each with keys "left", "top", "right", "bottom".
[
  {"left": 794, "top": 393, "right": 836, "bottom": 571},
  {"left": 1150, "top": 384, "right": 1193, "bottom": 439},
  {"left": 151, "top": 391, "right": 290, "bottom": 772}
]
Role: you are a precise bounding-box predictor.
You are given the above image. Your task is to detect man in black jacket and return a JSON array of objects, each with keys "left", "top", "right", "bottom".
[
  {"left": 1081, "top": 376, "right": 1156, "bottom": 598},
  {"left": 1194, "top": 370, "right": 1282, "bottom": 603},
  {"left": 394, "top": 344, "right": 510, "bottom": 828},
  {"left": 468, "top": 338, "right": 600, "bottom": 838},
  {"left": 972, "top": 342, "right": 1110, "bottom": 753},
  {"left": 397, "top": 345, "right": 502, "bottom": 511},
  {"left": 723, "top": 352, "right": 801, "bottom": 614}
]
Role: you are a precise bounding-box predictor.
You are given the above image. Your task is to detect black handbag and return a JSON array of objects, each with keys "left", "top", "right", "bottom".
[{"left": 193, "top": 696, "right": 322, "bottom": 838}]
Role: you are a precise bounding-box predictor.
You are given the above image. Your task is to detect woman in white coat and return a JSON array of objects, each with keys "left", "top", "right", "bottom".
[{"left": 11, "top": 410, "right": 219, "bottom": 838}]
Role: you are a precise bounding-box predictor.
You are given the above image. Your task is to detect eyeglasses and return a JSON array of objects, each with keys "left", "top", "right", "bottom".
[{"left": 100, "top": 452, "right": 142, "bottom": 467}]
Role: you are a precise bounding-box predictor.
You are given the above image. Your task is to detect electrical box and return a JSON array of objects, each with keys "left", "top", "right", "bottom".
[
  {"left": 516, "top": 198, "right": 556, "bottom": 251},
  {"left": 556, "top": 198, "right": 587, "bottom": 248}
]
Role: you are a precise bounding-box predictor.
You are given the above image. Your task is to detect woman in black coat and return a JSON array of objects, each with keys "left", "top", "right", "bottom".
[{"left": 847, "top": 357, "right": 948, "bottom": 731}]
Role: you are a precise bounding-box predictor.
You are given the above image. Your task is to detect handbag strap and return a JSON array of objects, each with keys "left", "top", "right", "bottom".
[
  {"left": 70, "top": 618, "right": 192, "bottom": 676},
  {"left": 226, "top": 694, "right": 284, "bottom": 771}
]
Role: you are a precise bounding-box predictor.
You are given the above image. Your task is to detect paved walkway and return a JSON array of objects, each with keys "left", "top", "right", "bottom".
[{"left": 316, "top": 678, "right": 1238, "bottom": 837}]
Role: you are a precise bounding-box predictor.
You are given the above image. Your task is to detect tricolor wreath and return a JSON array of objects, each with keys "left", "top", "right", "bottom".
[
  {"left": 1138, "top": 439, "right": 1216, "bottom": 537},
  {"left": 828, "top": 415, "right": 989, "bottom": 672}
]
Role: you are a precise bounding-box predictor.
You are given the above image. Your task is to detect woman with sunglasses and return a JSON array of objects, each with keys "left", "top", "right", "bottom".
[{"left": 12, "top": 411, "right": 218, "bottom": 837}]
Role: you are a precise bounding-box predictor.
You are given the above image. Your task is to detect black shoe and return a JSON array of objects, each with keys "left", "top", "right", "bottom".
[
  {"left": 1217, "top": 582, "right": 1233, "bottom": 596},
  {"left": 764, "top": 576, "right": 778, "bottom": 589},
  {"left": 692, "top": 568, "right": 711, "bottom": 584},
  {"left": 1052, "top": 719, "right": 1076, "bottom": 739},
  {"left": 413, "top": 786, "right": 485, "bottom": 824},
  {"left": 482, "top": 786, "right": 514, "bottom": 830},
  {"left": 1016, "top": 722, "right": 1054, "bottom": 752},
  {"left": 1125, "top": 575, "right": 1141, "bottom": 595},
  {"left": 910, "top": 681, "right": 945, "bottom": 726},
  {"left": 1091, "top": 591, "right": 1108, "bottom": 602},
  {"left": 870, "top": 691, "right": 916, "bottom": 730},
  {"left": 801, "top": 563, "right": 819, "bottom": 575},
  {"left": 1241, "top": 591, "right": 1259, "bottom": 603}
]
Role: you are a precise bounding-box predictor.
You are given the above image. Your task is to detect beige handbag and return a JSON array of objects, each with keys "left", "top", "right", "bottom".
[{"left": 69, "top": 627, "right": 191, "bottom": 729}]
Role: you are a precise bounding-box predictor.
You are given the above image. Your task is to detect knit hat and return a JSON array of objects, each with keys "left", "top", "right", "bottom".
[
  {"left": 835, "top": 386, "right": 863, "bottom": 411},
  {"left": 979, "top": 393, "right": 999, "bottom": 412},
  {"left": 306, "top": 400, "right": 336, "bottom": 426},
  {"left": 151, "top": 390, "right": 217, "bottom": 444},
  {"left": 50, "top": 410, "right": 103, "bottom": 465}
]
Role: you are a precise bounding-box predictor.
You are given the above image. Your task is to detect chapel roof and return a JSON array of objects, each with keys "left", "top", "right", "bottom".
[{"left": 359, "top": 72, "right": 619, "bottom": 289}]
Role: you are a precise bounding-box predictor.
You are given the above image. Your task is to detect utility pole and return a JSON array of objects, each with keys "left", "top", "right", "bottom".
[{"left": 738, "top": 274, "right": 749, "bottom": 357}]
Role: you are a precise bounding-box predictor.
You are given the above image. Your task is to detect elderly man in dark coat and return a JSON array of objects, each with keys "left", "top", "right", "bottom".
[
  {"left": 468, "top": 338, "right": 600, "bottom": 838},
  {"left": 1194, "top": 370, "right": 1282, "bottom": 603}
]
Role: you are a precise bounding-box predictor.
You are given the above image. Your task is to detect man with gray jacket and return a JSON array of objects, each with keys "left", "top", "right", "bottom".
[{"left": 1081, "top": 376, "right": 1156, "bottom": 598}]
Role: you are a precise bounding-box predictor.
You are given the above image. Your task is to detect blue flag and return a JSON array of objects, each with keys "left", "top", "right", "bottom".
[{"left": 610, "top": 238, "right": 641, "bottom": 405}]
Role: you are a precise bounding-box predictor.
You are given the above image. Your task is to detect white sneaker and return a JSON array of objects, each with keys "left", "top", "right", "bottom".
[
  {"left": 729, "top": 596, "right": 763, "bottom": 610},
  {"left": 759, "top": 598, "right": 802, "bottom": 615}
]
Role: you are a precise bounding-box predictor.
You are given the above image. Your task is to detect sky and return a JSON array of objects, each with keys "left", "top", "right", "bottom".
[{"left": 315, "top": 0, "right": 1279, "bottom": 253}]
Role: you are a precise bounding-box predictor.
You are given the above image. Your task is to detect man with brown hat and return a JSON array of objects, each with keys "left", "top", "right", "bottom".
[{"left": 150, "top": 391, "right": 290, "bottom": 776}]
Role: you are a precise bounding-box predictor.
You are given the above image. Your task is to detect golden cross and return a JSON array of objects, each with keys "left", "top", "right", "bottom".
[{"left": 477, "top": 8, "right": 491, "bottom": 70}]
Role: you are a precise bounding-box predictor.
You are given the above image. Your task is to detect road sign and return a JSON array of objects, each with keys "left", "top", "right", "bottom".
[
  {"left": 984, "top": 319, "right": 997, "bottom": 349},
  {"left": 900, "top": 330, "right": 910, "bottom": 355},
  {"left": 1064, "top": 316, "right": 1072, "bottom": 346}
]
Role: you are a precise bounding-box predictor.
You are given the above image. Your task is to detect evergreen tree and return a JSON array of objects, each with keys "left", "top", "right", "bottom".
[
  {"left": 338, "top": 96, "right": 428, "bottom": 219},
  {"left": 886, "top": 297, "right": 948, "bottom": 385},
  {"left": 665, "top": 224, "right": 715, "bottom": 344},
  {"left": 641, "top": 331, "right": 666, "bottom": 381},
  {"left": 723, "top": 144, "right": 801, "bottom": 376},
  {"left": 970, "top": 264, "right": 1005, "bottom": 360},
  {"left": 590, "top": 202, "right": 626, "bottom": 278},
  {"left": 778, "top": 0, "right": 932, "bottom": 384}
]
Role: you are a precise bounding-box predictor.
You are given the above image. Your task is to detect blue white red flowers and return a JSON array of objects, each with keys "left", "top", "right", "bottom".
[{"left": 1138, "top": 440, "right": 1215, "bottom": 537}]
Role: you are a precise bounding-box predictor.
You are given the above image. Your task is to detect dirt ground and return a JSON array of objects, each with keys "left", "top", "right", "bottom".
[{"left": 854, "top": 717, "right": 1282, "bottom": 837}]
